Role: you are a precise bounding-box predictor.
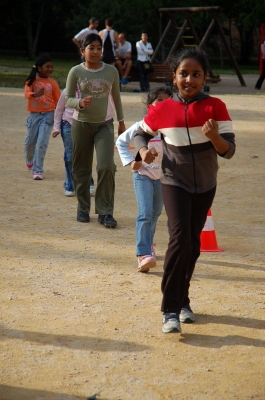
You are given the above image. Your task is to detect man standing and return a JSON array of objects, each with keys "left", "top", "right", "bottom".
[
  {"left": 116, "top": 33, "right": 132, "bottom": 85},
  {"left": 136, "top": 32, "right": 154, "bottom": 92},
  {"left": 99, "top": 18, "right": 119, "bottom": 65},
  {"left": 72, "top": 17, "right": 99, "bottom": 50}
]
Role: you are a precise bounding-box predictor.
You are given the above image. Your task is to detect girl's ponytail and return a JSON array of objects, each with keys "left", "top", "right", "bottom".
[
  {"left": 25, "top": 65, "right": 38, "bottom": 87},
  {"left": 25, "top": 53, "right": 53, "bottom": 86}
]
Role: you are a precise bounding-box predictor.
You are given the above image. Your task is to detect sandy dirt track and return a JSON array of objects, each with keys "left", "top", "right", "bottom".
[{"left": 0, "top": 76, "right": 265, "bottom": 400}]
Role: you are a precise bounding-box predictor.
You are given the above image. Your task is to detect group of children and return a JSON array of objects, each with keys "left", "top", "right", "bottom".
[{"left": 23, "top": 38, "right": 235, "bottom": 334}]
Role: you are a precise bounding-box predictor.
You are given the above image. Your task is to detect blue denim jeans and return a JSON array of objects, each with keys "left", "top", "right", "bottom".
[
  {"left": 136, "top": 61, "right": 150, "bottom": 92},
  {"left": 24, "top": 111, "right": 54, "bottom": 174},
  {"left": 133, "top": 172, "right": 163, "bottom": 256},
  {"left": 61, "top": 120, "right": 74, "bottom": 192}
]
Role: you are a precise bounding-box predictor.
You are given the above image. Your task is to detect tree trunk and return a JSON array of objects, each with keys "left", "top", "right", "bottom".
[
  {"left": 237, "top": 25, "right": 254, "bottom": 64},
  {"left": 22, "top": 2, "right": 46, "bottom": 60}
]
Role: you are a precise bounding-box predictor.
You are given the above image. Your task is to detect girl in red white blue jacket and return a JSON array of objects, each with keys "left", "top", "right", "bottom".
[{"left": 134, "top": 47, "right": 236, "bottom": 334}]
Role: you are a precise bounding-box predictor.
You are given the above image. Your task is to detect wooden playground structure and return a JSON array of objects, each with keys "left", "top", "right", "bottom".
[{"left": 151, "top": 6, "right": 246, "bottom": 86}]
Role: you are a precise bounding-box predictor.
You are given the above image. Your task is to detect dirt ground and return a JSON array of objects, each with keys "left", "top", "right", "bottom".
[{"left": 0, "top": 75, "right": 265, "bottom": 400}]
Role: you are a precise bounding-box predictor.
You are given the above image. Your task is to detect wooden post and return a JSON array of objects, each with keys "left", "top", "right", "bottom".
[
  {"left": 151, "top": 19, "right": 172, "bottom": 63},
  {"left": 166, "top": 19, "right": 188, "bottom": 62},
  {"left": 212, "top": 12, "right": 246, "bottom": 86}
]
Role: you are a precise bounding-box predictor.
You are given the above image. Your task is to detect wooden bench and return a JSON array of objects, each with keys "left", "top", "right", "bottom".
[
  {"left": 120, "top": 63, "right": 221, "bottom": 91},
  {"left": 125, "top": 64, "right": 173, "bottom": 86}
]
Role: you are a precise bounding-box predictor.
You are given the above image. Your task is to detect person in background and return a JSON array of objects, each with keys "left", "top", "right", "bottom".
[
  {"left": 255, "top": 39, "right": 265, "bottom": 92},
  {"left": 65, "top": 33, "right": 125, "bottom": 227},
  {"left": 134, "top": 47, "right": 235, "bottom": 334},
  {"left": 116, "top": 87, "right": 172, "bottom": 272},
  {"left": 136, "top": 32, "right": 154, "bottom": 92},
  {"left": 72, "top": 17, "right": 99, "bottom": 51},
  {"left": 24, "top": 53, "right": 61, "bottom": 180},
  {"left": 116, "top": 33, "right": 132, "bottom": 85},
  {"left": 52, "top": 89, "right": 95, "bottom": 197},
  {"left": 98, "top": 18, "right": 119, "bottom": 65}
]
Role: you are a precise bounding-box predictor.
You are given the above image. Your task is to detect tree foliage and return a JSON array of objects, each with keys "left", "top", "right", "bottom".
[{"left": 0, "top": 0, "right": 264, "bottom": 62}]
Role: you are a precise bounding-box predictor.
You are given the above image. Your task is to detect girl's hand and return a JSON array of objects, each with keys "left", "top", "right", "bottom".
[
  {"left": 139, "top": 147, "right": 158, "bottom": 164},
  {"left": 202, "top": 119, "right": 219, "bottom": 139},
  {"left": 33, "top": 88, "right": 45, "bottom": 98},
  {"left": 202, "top": 118, "right": 230, "bottom": 155},
  {"left": 79, "top": 96, "right": 92, "bottom": 109},
  {"left": 52, "top": 131, "right": 60, "bottom": 138},
  {"left": 118, "top": 121, "right": 126, "bottom": 136},
  {"left": 130, "top": 161, "right": 142, "bottom": 171}
]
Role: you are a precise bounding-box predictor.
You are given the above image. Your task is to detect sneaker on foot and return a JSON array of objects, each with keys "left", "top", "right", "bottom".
[
  {"left": 33, "top": 173, "right": 43, "bottom": 180},
  {"left": 137, "top": 255, "right": 156, "bottom": 272},
  {"left": 26, "top": 162, "right": 33, "bottom": 170},
  {"left": 65, "top": 190, "right": 75, "bottom": 197},
  {"left": 162, "top": 313, "right": 181, "bottom": 333},
  {"left": 151, "top": 243, "right": 156, "bottom": 258},
  {"left": 98, "top": 214, "right": 117, "bottom": 228},
  {"left": 121, "top": 77, "right": 128, "bottom": 85},
  {"left": 179, "top": 305, "right": 195, "bottom": 323},
  {"left": 77, "top": 212, "right": 90, "bottom": 223},
  {"left": 90, "top": 185, "right": 95, "bottom": 196}
]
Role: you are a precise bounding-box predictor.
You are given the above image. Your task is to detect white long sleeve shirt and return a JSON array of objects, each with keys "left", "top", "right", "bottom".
[
  {"left": 136, "top": 41, "right": 153, "bottom": 61},
  {"left": 116, "top": 120, "right": 162, "bottom": 181},
  {"left": 53, "top": 89, "right": 74, "bottom": 132}
]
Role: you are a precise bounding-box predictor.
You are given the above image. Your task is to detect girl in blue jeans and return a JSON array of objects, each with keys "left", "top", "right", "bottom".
[
  {"left": 24, "top": 53, "right": 61, "bottom": 180},
  {"left": 116, "top": 86, "right": 172, "bottom": 272},
  {"left": 53, "top": 89, "right": 95, "bottom": 197}
]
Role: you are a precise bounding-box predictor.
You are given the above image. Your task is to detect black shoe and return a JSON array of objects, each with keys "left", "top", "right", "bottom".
[
  {"left": 98, "top": 214, "right": 117, "bottom": 228},
  {"left": 77, "top": 212, "right": 90, "bottom": 223}
]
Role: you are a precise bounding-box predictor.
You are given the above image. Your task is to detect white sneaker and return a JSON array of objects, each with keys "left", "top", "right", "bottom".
[
  {"left": 90, "top": 185, "right": 95, "bottom": 196},
  {"left": 33, "top": 173, "right": 43, "bottom": 180},
  {"left": 179, "top": 305, "right": 195, "bottom": 323},
  {"left": 64, "top": 190, "right": 75, "bottom": 197},
  {"left": 162, "top": 313, "right": 181, "bottom": 333}
]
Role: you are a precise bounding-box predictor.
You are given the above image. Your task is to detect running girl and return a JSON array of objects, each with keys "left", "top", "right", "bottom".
[{"left": 24, "top": 53, "right": 61, "bottom": 180}]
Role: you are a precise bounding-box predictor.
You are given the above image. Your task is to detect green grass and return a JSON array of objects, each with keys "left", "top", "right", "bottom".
[
  {"left": 0, "top": 56, "right": 260, "bottom": 89},
  {"left": 211, "top": 65, "right": 259, "bottom": 75},
  {"left": 0, "top": 56, "right": 78, "bottom": 89}
]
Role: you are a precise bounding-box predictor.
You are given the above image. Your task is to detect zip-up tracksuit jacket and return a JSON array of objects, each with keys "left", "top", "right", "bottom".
[{"left": 134, "top": 92, "right": 235, "bottom": 194}]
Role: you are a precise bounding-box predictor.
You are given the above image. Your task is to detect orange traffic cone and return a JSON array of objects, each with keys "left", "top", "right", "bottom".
[{"left": 200, "top": 209, "right": 224, "bottom": 252}]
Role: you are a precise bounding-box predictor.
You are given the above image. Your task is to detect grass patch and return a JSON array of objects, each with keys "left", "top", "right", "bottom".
[
  {"left": 0, "top": 57, "right": 79, "bottom": 89},
  {"left": 0, "top": 56, "right": 260, "bottom": 89},
  {"left": 211, "top": 65, "right": 259, "bottom": 75}
]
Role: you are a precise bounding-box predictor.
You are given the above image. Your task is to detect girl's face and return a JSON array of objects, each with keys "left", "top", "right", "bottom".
[
  {"left": 38, "top": 62, "right": 53, "bottom": 78},
  {"left": 152, "top": 92, "right": 170, "bottom": 105},
  {"left": 81, "top": 40, "right": 102, "bottom": 65},
  {"left": 173, "top": 58, "right": 206, "bottom": 100}
]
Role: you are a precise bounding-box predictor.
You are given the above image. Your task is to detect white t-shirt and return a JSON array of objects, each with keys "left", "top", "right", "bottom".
[
  {"left": 117, "top": 41, "right": 132, "bottom": 56},
  {"left": 74, "top": 28, "right": 98, "bottom": 41}
]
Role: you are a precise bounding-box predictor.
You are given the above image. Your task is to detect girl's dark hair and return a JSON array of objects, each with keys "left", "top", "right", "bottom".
[
  {"left": 25, "top": 53, "right": 52, "bottom": 86},
  {"left": 168, "top": 47, "right": 208, "bottom": 74},
  {"left": 81, "top": 33, "right": 102, "bottom": 50},
  {"left": 143, "top": 86, "right": 173, "bottom": 106}
]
